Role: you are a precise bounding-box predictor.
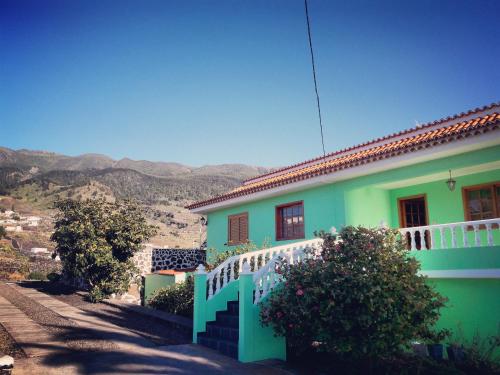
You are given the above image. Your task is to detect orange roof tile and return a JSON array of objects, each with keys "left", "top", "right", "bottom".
[{"left": 187, "top": 108, "right": 500, "bottom": 211}]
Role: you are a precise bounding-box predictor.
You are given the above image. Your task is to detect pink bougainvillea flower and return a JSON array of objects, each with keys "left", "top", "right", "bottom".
[
  {"left": 288, "top": 324, "right": 294, "bottom": 328},
  {"left": 276, "top": 311, "right": 283, "bottom": 318},
  {"left": 296, "top": 289, "right": 304, "bottom": 296}
]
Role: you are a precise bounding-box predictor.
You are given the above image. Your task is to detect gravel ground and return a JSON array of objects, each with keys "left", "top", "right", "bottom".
[
  {"left": 16, "top": 282, "right": 191, "bottom": 346},
  {"left": 0, "top": 283, "right": 117, "bottom": 352},
  {"left": 0, "top": 324, "right": 24, "bottom": 359}
]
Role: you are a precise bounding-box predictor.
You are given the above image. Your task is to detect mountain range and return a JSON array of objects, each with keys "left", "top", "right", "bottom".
[
  {"left": 0, "top": 146, "right": 274, "bottom": 247},
  {"left": 0, "top": 147, "right": 270, "bottom": 180}
]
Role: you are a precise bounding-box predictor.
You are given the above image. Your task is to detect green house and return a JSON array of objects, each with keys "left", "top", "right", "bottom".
[{"left": 188, "top": 102, "right": 500, "bottom": 362}]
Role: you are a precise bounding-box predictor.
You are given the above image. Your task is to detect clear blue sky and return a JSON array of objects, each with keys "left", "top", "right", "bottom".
[{"left": 1, "top": 0, "right": 499, "bottom": 167}]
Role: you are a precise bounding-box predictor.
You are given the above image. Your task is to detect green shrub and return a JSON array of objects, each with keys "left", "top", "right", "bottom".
[
  {"left": 47, "top": 272, "right": 61, "bottom": 282},
  {"left": 260, "top": 226, "right": 449, "bottom": 360},
  {"left": 456, "top": 332, "right": 500, "bottom": 374},
  {"left": 28, "top": 271, "right": 47, "bottom": 280},
  {"left": 148, "top": 276, "right": 194, "bottom": 317}
]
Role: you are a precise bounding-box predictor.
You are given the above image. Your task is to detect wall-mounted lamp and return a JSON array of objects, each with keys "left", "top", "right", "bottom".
[
  {"left": 446, "top": 170, "right": 456, "bottom": 192},
  {"left": 200, "top": 216, "right": 208, "bottom": 226}
]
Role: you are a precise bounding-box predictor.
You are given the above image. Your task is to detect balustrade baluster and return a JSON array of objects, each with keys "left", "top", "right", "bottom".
[
  {"left": 229, "top": 260, "right": 235, "bottom": 282},
  {"left": 262, "top": 274, "right": 269, "bottom": 299},
  {"left": 208, "top": 276, "right": 214, "bottom": 298},
  {"left": 409, "top": 229, "right": 416, "bottom": 250},
  {"left": 215, "top": 271, "right": 221, "bottom": 295},
  {"left": 254, "top": 278, "right": 261, "bottom": 303},
  {"left": 451, "top": 226, "right": 457, "bottom": 248},
  {"left": 428, "top": 228, "right": 434, "bottom": 249},
  {"left": 439, "top": 227, "right": 445, "bottom": 249},
  {"left": 461, "top": 225, "right": 469, "bottom": 247},
  {"left": 226, "top": 262, "right": 232, "bottom": 284},
  {"left": 473, "top": 224, "right": 481, "bottom": 246},
  {"left": 486, "top": 224, "right": 494, "bottom": 246}
]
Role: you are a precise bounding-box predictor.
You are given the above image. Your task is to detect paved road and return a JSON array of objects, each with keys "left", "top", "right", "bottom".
[{"left": 0, "top": 282, "right": 291, "bottom": 375}]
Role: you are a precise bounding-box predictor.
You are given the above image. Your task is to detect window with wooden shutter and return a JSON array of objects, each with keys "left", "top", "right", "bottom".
[{"left": 227, "top": 212, "right": 248, "bottom": 245}]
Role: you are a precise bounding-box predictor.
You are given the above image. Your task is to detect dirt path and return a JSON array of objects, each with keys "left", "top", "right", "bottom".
[
  {"left": 0, "top": 282, "right": 291, "bottom": 375},
  {"left": 19, "top": 281, "right": 191, "bottom": 346},
  {"left": 0, "top": 282, "right": 116, "bottom": 352}
]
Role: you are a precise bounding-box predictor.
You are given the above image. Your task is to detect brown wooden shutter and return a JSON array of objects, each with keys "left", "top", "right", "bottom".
[
  {"left": 228, "top": 212, "right": 248, "bottom": 245},
  {"left": 239, "top": 214, "right": 248, "bottom": 243}
]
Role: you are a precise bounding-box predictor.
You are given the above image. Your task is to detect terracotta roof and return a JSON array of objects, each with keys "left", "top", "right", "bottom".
[
  {"left": 243, "top": 101, "right": 500, "bottom": 185},
  {"left": 187, "top": 109, "right": 500, "bottom": 211}
]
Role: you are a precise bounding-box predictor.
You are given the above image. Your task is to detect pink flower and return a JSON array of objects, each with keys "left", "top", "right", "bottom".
[
  {"left": 296, "top": 289, "right": 304, "bottom": 296},
  {"left": 276, "top": 311, "right": 283, "bottom": 319},
  {"left": 289, "top": 324, "right": 294, "bottom": 328}
]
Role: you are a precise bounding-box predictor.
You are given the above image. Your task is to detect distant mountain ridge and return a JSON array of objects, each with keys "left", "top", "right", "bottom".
[
  {"left": 0, "top": 146, "right": 274, "bottom": 205},
  {"left": 0, "top": 146, "right": 271, "bottom": 180}
]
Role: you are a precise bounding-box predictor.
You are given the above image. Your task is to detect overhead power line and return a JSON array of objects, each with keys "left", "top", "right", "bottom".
[{"left": 304, "top": 0, "right": 326, "bottom": 157}]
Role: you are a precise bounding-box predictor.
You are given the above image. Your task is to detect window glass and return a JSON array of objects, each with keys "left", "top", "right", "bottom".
[
  {"left": 276, "top": 202, "right": 304, "bottom": 240},
  {"left": 464, "top": 184, "right": 499, "bottom": 221}
]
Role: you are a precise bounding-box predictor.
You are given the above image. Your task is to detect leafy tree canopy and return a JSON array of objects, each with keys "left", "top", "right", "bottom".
[{"left": 51, "top": 198, "right": 157, "bottom": 302}]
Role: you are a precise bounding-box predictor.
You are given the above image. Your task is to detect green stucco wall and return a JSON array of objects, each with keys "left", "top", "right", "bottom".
[
  {"left": 413, "top": 247, "right": 500, "bottom": 341},
  {"left": 207, "top": 145, "right": 500, "bottom": 253},
  {"left": 430, "top": 279, "right": 500, "bottom": 343}
]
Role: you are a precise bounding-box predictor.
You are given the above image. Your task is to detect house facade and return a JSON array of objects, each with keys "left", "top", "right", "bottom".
[{"left": 188, "top": 102, "right": 500, "bottom": 362}]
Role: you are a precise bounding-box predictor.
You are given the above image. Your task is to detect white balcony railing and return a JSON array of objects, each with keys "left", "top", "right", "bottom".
[
  {"left": 206, "top": 238, "right": 323, "bottom": 301},
  {"left": 399, "top": 218, "right": 500, "bottom": 251}
]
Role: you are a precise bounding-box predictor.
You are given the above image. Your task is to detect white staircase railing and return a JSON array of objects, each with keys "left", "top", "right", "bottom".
[
  {"left": 253, "top": 239, "right": 323, "bottom": 304},
  {"left": 206, "top": 238, "right": 323, "bottom": 300},
  {"left": 399, "top": 218, "right": 500, "bottom": 250}
]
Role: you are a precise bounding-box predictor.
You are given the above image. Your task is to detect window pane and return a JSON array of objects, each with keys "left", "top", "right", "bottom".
[
  {"left": 466, "top": 187, "right": 495, "bottom": 220},
  {"left": 277, "top": 203, "right": 304, "bottom": 240}
]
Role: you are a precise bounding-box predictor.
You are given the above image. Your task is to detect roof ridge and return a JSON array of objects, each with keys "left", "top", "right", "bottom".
[{"left": 243, "top": 101, "right": 500, "bottom": 184}]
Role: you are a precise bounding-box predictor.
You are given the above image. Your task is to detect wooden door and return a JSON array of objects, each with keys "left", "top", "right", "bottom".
[{"left": 399, "top": 195, "right": 430, "bottom": 250}]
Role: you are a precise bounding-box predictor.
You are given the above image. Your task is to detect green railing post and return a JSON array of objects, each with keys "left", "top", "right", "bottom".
[
  {"left": 193, "top": 264, "right": 207, "bottom": 343},
  {"left": 238, "top": 262, "right": 254, "bottom": 362}
]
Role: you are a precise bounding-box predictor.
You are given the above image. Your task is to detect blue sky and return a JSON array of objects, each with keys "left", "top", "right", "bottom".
[{"left": 1, "top": 0, "right": 499, "bottom": 167}]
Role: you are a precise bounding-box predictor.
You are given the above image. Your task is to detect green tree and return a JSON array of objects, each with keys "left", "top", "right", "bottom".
[
  {"left": 51, "top": 198, "right": 157, "bottom": 302},
  {"left": 0, "top": 225, "right": 6, "bottom": 239},
  {"left": 261, "top": 226, "right": 448, "bottom": 360}
]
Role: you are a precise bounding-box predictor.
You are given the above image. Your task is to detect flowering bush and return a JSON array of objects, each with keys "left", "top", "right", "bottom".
[{"left": 260, "top": 226, "right": 448, "bottom": 359}]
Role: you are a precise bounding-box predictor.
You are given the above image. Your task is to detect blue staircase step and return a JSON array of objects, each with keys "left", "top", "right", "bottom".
[
  {"left": 205, "top": 323, "right": 239, "bottom": 342},
  {"left": 198, "top": 335, "right": 238, "bottom": 359},
  {"left": 215, "top": 311, "right": 239, "bottom": 328},
  {"left": 227, "top": 301, "right": 239, "bottom": 315},
  {"left": 198, "top": 299, "right": 240, "bottom": 359}
]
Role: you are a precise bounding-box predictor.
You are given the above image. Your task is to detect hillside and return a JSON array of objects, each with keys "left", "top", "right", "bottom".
[{"left": 0, "top": 147, "right": 273, "bottom": 248}]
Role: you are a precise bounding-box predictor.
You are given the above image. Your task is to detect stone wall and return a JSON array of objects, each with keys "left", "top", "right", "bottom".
[
  {"left": 133, "top": 245, "right": 206, "bottom": 275},
  {"left": 151, "top": 248, "right": 205, "bottom": 272},
  {"left": 133, "top": 245, "right": 153, "bottom": 276}
]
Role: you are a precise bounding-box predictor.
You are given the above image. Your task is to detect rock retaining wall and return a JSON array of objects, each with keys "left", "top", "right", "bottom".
[{"left": 133, "top": 245, "right": 206, "bottom": 274}]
